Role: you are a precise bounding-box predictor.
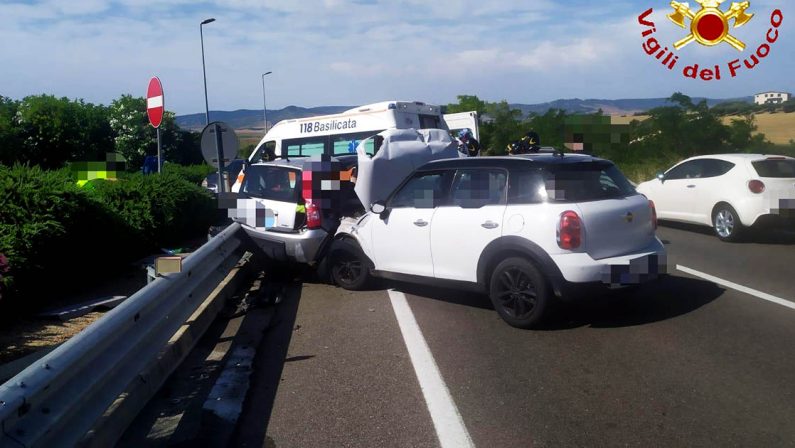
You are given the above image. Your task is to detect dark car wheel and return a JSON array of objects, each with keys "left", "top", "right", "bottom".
[
  {"left": 713, "top": 204, "right": 744, "bottom": 242},
  {"left": 489, "top": 257, "right": 551, "bottom": 329},
  {"left": 329, "top": 239, "right": 371, "bottom": 291}
]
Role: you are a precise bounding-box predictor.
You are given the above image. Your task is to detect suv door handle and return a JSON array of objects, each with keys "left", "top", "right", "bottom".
[
  {"left": 481, "top": 221, "right": 499, "bottom": 229},
  {"left": 687, "top": 185, "right": 696, "bottom": 188},
  {"left": 413, "top": 219, "right": 428, "bottom": 227}
]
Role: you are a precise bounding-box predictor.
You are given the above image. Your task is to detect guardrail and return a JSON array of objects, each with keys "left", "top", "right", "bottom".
[{"left": 0, "top": 223, "right": 249, "bottom": 448}]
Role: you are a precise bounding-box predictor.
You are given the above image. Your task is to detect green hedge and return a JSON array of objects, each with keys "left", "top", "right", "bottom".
[
  {"left": 0, "top": 165, "right": 216, "bottom": 311},
  {"left": 162, "top": 163, "right": 215, "bottom": 185}
]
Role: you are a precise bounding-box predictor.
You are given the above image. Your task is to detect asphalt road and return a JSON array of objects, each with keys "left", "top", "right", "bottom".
[{"left": 239, "top": 223, "right": 795, "bottom": 448}]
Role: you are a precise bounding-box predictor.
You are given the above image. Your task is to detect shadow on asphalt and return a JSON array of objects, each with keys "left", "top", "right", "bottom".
[
  {"left": 542, "top": 274, "right": 725, "bottom": 330},
  {"left": 660, "top": 220, "right": 795, "bottom": 245},
  {"left": 380, "top": 275, "right": 725, "bottom": 331},
  {"left": 232, "top": 276, "right": 303, "bottom": 448},
  {"left": 388, "top": 280, "right": 494, "bottom": 310}
]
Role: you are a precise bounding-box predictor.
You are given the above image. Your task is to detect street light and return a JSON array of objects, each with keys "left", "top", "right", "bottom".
[
  {"left": 261, "top": 71, "right": 272, "bottom": 133},
  {"left": 200, "top": 17, "right": 226, "bottom": 192},
  {"left": 200, "top": 17, "right": 215, "bottom": 125}
]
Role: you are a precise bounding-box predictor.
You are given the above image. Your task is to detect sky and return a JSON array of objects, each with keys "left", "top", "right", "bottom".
[{"left": 1, "top": 0, "right": 793, "bottom": 115}]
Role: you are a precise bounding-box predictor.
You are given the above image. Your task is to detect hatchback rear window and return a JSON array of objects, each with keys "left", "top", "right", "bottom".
[
  {"left": 545, "top": 163, "right": 636, "bottom": 202},
  {"left": 509, "top": 163, "right": 636, "bottom": 204},
  {"left": 241, "top": 166, "right": 301, "bottom": 202},
  {"left": 752, "top": 159, "right": 795, "bottom": 178}
]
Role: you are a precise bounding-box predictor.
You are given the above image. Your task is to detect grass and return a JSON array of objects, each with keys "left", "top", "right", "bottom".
[
  {"left": 611, "top": 112, "right": 795, "bottom": 145},
  {"left": 236, "top": 128, "right": 264, "bottom": 148},
  {"left": 720, "top": 112, "right": 795, "bottom": 145}
]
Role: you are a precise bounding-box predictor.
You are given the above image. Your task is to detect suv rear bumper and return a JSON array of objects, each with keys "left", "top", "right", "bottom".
[
  {"left": 241, "top": 225, "right": 328, "bottom": 264},
  {"left": 550, "top": 238, "right": 667, "bottom": 286}
]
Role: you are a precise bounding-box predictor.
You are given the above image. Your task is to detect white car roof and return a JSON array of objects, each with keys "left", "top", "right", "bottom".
[{"left": 684, "top": 153, "right": 794, "bottom": 163}]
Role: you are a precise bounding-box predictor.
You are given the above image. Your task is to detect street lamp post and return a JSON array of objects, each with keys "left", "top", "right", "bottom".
[
  {"left": 261, "top": 71, "right": 272, "bottom": 134},
  {"left": 200, "top": 18, "right": 215, "bottom": 125},
  {"left": 200, "top": 18, "right": 226, "bottom": 192}
]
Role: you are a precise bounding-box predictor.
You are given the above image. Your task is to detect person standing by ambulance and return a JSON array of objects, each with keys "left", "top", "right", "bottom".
[{"left": 456, "top": 128, "right": 481, "bottom": 157}]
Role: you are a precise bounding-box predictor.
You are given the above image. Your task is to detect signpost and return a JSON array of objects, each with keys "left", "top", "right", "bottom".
[
  {"left": 146, "top": 77, "right": 165, "bottom": 173},
  {"left": 200, "top": 121, "right": 240, "bottom": 192}
]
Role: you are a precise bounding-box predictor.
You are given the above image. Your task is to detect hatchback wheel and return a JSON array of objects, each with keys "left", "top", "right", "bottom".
[
  {"left": 329, "top": 239, "right": 371, "bottom": 290},
  {"left": 489, "top": 257, "right": 551, "bottom": 329},
  {"left": 713, "top": 204, "right": 744, "bottom": 242}
]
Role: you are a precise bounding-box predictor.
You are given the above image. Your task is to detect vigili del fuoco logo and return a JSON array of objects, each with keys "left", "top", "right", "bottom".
[{"left": 638, "top": 1, "right": 784, "bottom": 81}]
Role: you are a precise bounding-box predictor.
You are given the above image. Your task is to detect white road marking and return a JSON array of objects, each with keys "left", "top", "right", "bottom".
[
  {"left": 147, "top": 95, "right": 163, "bottom": 109},
  {"left": 387, "top": 290, "right": 475, "bottom": 448},
  {"left": 676, "top": 265, "right": 795, "bottom": 311}
]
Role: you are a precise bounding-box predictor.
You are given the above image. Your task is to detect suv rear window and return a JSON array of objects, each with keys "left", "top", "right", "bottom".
[
  {"left": 508, "top": 162, "right": 637, "bottom": 204},
  {"left": 241, "top": 166, "right": 301, "bottom": 202},
  {"left": 752, "top": 159, "right": 795, "bottom": 178}
]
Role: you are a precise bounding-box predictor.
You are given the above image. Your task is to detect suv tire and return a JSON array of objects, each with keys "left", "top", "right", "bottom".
[
  {"left": 489, "top": 257, "right": 551, "bottom": 329},
  {"left": 712, "top": 204, "right": 744, "bottom": 242},
  {"left": 329, "top": 239, "right": 372, "bottom": 291}
]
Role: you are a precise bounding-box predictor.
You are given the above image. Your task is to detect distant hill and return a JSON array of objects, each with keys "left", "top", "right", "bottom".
[
  {"left": 509, "top": 97, "right": 753, "bottom": 116},
  {"left": 176, "top": 97, "right": 754, "bottom": 130},
  {"left": 176, "top": 105, "right": 353, "bottom": 131}
]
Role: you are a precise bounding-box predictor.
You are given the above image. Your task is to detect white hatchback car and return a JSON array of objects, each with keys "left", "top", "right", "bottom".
[
  {"left": 328, "top": 154, "right": 667, "bottom": 328},
  {"left": 636, "top": 154, "right": 795, "bottom": 241}
]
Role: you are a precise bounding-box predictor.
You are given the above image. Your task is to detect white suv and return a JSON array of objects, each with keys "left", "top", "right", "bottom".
[{"left": 327, "top": 154, "right": 667, "bottom": 328}]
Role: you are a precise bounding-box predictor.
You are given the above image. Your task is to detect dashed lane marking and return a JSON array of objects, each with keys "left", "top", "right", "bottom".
[
  {"left": 677, "top": 265, "right": 795, "bottom": 311},
  {"left": 388, "top": 290, "right": 475, "bottom": 448}
]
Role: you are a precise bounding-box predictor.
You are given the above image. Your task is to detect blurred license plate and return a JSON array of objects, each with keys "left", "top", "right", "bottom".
[{"left": 601, "top": 254, "right": 667, "bottom": 285}]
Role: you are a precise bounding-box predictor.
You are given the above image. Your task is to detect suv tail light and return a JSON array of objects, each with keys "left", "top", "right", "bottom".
[
  {"left": 748, "top": 180, "right": 765, "bottom": 194},
  {"left": 306, "top": 202, "right": 322, "bottom": 229},
  {"left": 557, "top": 211, "right": 582, "bottom": 250},
  {"left": 649, "top": 200, "right": 658, "bottom": 230}
]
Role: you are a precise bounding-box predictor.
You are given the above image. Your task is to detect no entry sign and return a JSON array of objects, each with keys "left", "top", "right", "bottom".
[{"left": 146, "top": 77, "right": 164, "bottom": 128}]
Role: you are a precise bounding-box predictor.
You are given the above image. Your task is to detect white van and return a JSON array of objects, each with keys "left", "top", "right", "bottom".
[{"left": 248, "top": 101, "right": 478, "bottom": 162}]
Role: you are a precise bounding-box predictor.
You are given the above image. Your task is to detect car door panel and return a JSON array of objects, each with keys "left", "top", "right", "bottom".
[
  {"left": 368, "top": 170, "right": 451, "bottom": 277},
  {"left": 656, "top": 160, "right": 705, "bottom": 222},
  {"left": 370, "top": 208, "right": 435, "bottom": 276},
  {"left": 431, "top": 169, "right": 508, "bottom": 282}
]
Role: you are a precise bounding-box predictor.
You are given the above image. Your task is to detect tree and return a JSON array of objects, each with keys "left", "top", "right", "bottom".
[
  {"left": 14, "top": 95, "right": 91, "bottom": 168},
  {"left": 109, "top": 95, "right": 181, "bottom": 170},
  {"left": 167, "top": 130, "right": 204, "bottom": 166},
  {"left": 726, "top": 115, "right": 757, "bottom": 149},
  {"left": 525, "top": 109, "right": 567, "bottom": 149},
  {"left": 482, "top": 101, "right": 522, "bottom": 155},
  {"left": 446, "top": 95, "right": 488, "bottom": 115},
  {"left": 0, "top": 96, "right": 21, "bottom": 165},
  {"left": 77, "top": 102, "right": 114, "bottom": 161},
  {"left": 5, "top": 95, "right": 115, "bottom": 168}
]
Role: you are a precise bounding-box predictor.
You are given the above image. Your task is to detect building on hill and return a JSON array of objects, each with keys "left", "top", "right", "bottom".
[{"left": 754, "top": 91, "right": 791, "bottom": 105}]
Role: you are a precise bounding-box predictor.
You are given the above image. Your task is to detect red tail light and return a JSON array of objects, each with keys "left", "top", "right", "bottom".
[
  {"left": 748, "top": 180, "right": 765, "bottom": 194},
  {"left": 557, "top": 211, "right": 582, "bottom": 250},
  {"left": 649, "top": 200, "right": 658, "bottom": 230},
  {"left": 306, "top": 202, "right": 322, "bottom": 229}
]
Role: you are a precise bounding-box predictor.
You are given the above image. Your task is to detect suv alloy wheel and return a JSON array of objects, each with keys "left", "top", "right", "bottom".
[
  {"left": 489, "top": 257, "right": 551, "bottom": 329},
  {"left": 329, "top": 239, "right": 372, "bottom": 290}
]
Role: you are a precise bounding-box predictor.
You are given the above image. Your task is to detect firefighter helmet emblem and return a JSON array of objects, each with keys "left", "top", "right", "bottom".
[{"left": 667, "top": 0, "right": 754, "bottom": 51}]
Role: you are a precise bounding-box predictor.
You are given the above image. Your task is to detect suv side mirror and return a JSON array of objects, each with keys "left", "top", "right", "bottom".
[
  {"left": 656, "top": 172, "right": 665, "bottom": 182},
  {"left": 371, "top": 202, "right": 386, "bottom": 214}
]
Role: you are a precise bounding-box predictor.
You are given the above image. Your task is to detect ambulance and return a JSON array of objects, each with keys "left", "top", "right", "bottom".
[{"left": 247, "top": 101, "right": 478, "bottom": 162}]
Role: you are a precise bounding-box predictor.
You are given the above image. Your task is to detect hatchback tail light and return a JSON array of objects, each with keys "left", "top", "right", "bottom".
[
  {"left": 557, "top": 211, "right": 582, "bottom": 250},
  {"left": 306, "top": 202, "right": 322, "bottom": 229},
  {"left": 649, "top": 200, "right": 658, "bottom": 230},
  {"left": 748, "top": 180, "right": 765, "bottom": 194}
]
